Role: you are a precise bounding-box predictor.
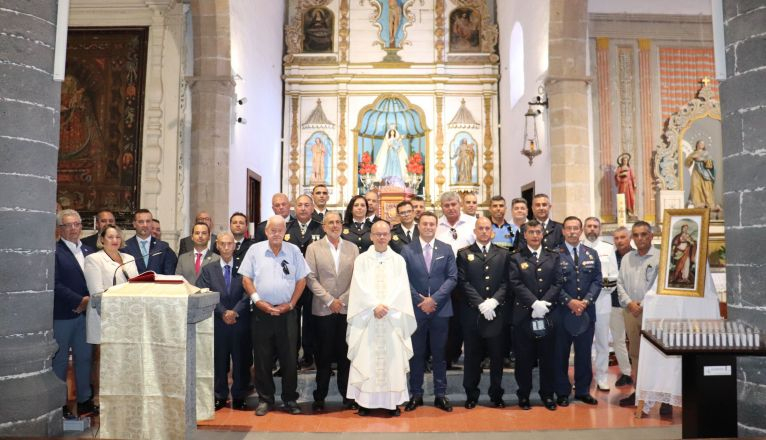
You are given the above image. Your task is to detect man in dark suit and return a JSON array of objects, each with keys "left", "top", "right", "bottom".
[
  {"left": 508, "top": 219, "right": 563, "bottom": 411},
  {"left": 229, "top": 211, "right": 253, "bottom": 275},
  {"left": 457, "top": 217, "right": 510, "bottom": 409},
  {"left": 285, "top": 194, "right": 325, "bottom": 369},
  {"left": 400, "top": 211, "right": 457, "bottom": 412},
  {"left": 553, "top": 216, "right": 602, "bottom": 407},
  {"left": 53, "top": 209, "right": 97, "bottom": 417},
  {"left": 123, "top": 209, "right": 177, "bottom": 274},
  {"left": 389, "top": 200, "right": 419, "bottom": 254},
  {"left": 510, "top": 198, "right": 529, "bottom": 250},
  {"left": 81, "top": 209, "right": 115, "bottom": 249},
  {"left": 178, "top": 210, "right": 217, "bottom": 255},
  {"left": 364, "top": 190, "right": 382, "bottom": 223},
  {"left": 254, "top": 193, "right": 293, "bottom": 242},
  {"left": 196, "top": 232, "right": 251, "bottom": 411},
  {"left": 311, "top": 184, "right": 330, "bottom": 223},
  {"left": 525, "top": 193, "right": 563, "bottom": 249}
]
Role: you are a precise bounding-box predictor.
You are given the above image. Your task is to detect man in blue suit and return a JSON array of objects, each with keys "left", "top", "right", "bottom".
[
  {"left": 196, "top": 232, "right": 251, "bottom": 411},
  {"left": 553, "top": 216, "right": 602, "bottom": 407},
  {"left": 53, "top": 209, "right": 97, "bottom": 418},
  {"left": 123, "top": 209, "right": 177, "bottom": 274},
  {"left": 400, "top": 211, "right": 457, "bottom": 412}
]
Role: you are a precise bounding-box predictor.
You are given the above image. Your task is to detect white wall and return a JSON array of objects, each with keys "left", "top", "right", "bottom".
[
  {"left": 497, "top": 0, "right": 550, "bottom": 199},
  {"left": 588, "top": 0, "right": 711, "bottom": 15},
  {"left": 229, "top": 0, "right": 285, "bottom": 221}
]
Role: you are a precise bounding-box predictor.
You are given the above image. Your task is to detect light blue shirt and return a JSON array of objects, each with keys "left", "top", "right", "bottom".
[{"left": 238, "top": 240, "right": 310, "bottom": 305}]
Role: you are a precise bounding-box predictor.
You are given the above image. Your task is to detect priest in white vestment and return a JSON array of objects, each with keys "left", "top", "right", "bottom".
[{"left": 346, "top": 220, "right": 417, "bottom": 416}]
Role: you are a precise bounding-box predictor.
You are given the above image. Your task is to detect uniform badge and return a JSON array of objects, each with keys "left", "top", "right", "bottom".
[
  {"left": 284, "top": 234, "right": 291, "bottom": 241},
  {"left": 467, "top": 254, "right": 474, "bottom": 261},
  {"left": 520, "top": 262, "right": 529, "bottom": 270},
  {"left": 393, "top": 235, "right": 399, "bottom": 241},
  {"left": 343, "top": 228, "right": 350, "bottom": 235},
  {"left": 588, "top": 254, "right": 594, "bottom": 260}
]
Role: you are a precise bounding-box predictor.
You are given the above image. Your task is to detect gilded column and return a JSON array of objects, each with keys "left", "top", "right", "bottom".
[
  {"left": 435, "top": 93, "right": 446, "bottom": 195},
  {"left": 289, "top": 95, "right": 300, "bottom": 200},
  {"left": 595, "top": 37, "right": 613, "bottom": 222},
  {"left": 339, "top": 0, "right": 350, "bottom": 64},
  {"left": 482, "top": 94, "right": 494, "bottom": 201},
  {"left": 337, "top": 95, "right": 348, "bottom": 202},
  {"left": 638, "top": 39, "right": 655, "bottom": 222},
  {"left": 434, "top": 0, "right": 445, "bottom": 62}
]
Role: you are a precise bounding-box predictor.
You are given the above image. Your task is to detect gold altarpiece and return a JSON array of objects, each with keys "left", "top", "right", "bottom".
[{"left": 281, "top": 0, "right": 500, "bottom": 220}]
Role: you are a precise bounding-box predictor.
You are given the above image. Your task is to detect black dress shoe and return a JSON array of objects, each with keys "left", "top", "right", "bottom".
[
  {"left": 214, "top": 399, "right": 227, "bottom": 411},
  {"left": 618, "top": 392, "right": 636, "bottom": 407},
  {"left": 659, "top": 403, "right": 673, "bottom": 416},
  {"left": 575, "top": 394, "right": 598, "bottom": 405},
  {"left": 491, "top": 399, "right": 506, "bottom": 408},
  {"left": 434, "top": 396, "right": 453, "bottom": 412},
  {"left": 615, "top": 374, "right": 634, "bottom": 387},
  {"left": 255, "top": 401, "right": 272, "bottom": 416},
  {"left": 518, "top": 397, "right": 531, "bottom": 410},
  {"left": 464, "top": 399, "right": 477, "bottom": 409},
  {"left": 357, "top": 406, "right": 370, "bottom": 416},
  {"left": 232, "top": 399, "right": 248, "bottom": 410},
  {"left": 77, "top": 399, "right": 100, "bottom": 416},
  {"left": 284, "top": 400, "right": 302, "bottom": 415},
  {"left": 556, "top": 396, "right": 569, "bottom": 407},
  {"left": 273, "top": 368, "right": 282, "bottom": 377},
  {"left": 312, "top": 400, "right": 325, "bottom": 412},
  {"left": 62, "top": 405, "right": 75, "bottom": 419},
  {"left": 404, "top": 396, "right": 423, "bottom": 412},
  {"left": 298, "top": 356, "right": 315, "bottom": 370},
  {"left": 543, "top": 398, "right": 557, "bottom": 411},
  {"left": 389, "top": 407, "right": 401, "bottom": 417}
]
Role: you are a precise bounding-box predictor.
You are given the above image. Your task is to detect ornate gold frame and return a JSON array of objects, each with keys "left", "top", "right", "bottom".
[{"left": 657, "top": 208, "right": 710, "bottom": 298}]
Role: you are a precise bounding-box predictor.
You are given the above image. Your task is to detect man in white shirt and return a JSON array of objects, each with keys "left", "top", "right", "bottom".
[{"left": 462, "top": 192, "right": 479, "bottom": 218}]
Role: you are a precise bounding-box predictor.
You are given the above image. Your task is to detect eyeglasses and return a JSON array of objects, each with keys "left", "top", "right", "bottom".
[
  {"left": 398, "top": 210, "right": 413, "bottom": 216},
  {"left": 372, "top": 232, "right": 390, "bottom": 238},
  {"left": 450, "top": 228, "right": 457, "bottom": 240},
  {"left": 60, "top": 222, "right": 82, "bottom": 229},
  {"left": 281, "top": 260, "right": 290, "bottom": 275}
]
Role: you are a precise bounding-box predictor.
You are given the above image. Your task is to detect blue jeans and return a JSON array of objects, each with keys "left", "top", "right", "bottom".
[{"left": 52, "top": 315, "right": 93, "bottom": 403}]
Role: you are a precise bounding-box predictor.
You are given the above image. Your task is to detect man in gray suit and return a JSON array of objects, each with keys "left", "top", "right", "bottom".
[
  {"left": 304, "top": 212, "right": 359, "bottom": 412},
  {"left": 176, "top": 222, "right": 219, "bottom": 284}
]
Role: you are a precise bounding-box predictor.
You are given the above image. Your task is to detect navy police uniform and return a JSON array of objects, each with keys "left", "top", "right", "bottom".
[
  {"left": 341, "top": 220, "right": 373, "bottom": 253},
  {"left": 508, "top": 246, "right": 563, "bottom": 403},
  {"left": 389, "top": 223, "right": 419, "bottom": 254},
  {"left": 457, "top": 242, "right": 510, "bottom": 404},
  {"left": 553, "top": 243, "right": 602, "bottom": 399}
]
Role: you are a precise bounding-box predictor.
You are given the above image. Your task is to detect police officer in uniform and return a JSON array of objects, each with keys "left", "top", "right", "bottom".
[
  {"left": 508, "top": 219, "right": 563, "bottom": 411},
  {"left": 553, "top": 216, "right": 602, "bottom": 407},
  {"left": 285, "top": 194, "right": 325, "bottom": 369},
  {"left": 390, "top": 200, "right": 419, "bottom": 254},
  {"left": 342, "top": 195, "right": 374, "bottom": 253},
  {"left": 457, "top": 217, "right": 510, "bottom": 409}
]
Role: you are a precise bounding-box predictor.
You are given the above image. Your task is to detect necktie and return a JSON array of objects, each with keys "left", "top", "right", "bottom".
[
  {"left": 355, "top": 222, "right": 363, "bottom": 230},
  {"left": 424, "top": 243, "right": 432, "bottom": 273},
  {"left": 317, "top": 212, "right": 324, "bottom": 221},
  {"left": 573, "top": 247, "right": 579, "bottom": 266},
  {"left": 482, "top": 245, "right": 487, "bottom": 256},
  {"left": 194, "top": 252, "right": 202, "bottom": 275},
  {"left": 406, "top": 230, "right": 412, "bottom": 241},
  {"left": 532, "top": 251, "right": 538, "bottom": 261},
  {"left": 300, "top": 223, "right": 307, "bottom": 235},
  {"left": 224, "top": 264, "right": 231, "bottom": 293},
  {"left": 140, "top": 240, "right": 149, "bottom": 267},
  {"left": 236, "top": 241, "right": 241, "bottom": 251}
]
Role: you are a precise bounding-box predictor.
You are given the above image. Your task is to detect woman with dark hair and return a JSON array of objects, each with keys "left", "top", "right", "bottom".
[{"left": 342, "top": 195, "right": 373, "bottom": 252}]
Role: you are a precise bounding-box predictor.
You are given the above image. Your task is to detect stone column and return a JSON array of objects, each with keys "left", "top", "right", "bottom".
[
  {"left": 720, "top": 0, "right": 766, "bottom": 436},
  {"left": 0, "top": 1, "right": 66, "bottom": 436},
  {"left": 189, "top": 0, "right": 234, "bottom": 233},
  {"left": 547, "top": 0, "right": 593, "bottom": 220}
]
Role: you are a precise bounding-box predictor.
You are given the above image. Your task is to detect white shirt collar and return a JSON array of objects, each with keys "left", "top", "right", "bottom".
[
  {"left": 419, "top": 237, "right": 434, "bottom": 248},
  {"left": 219, "top": 257, "right": 233, "bottom": 269},
  {"left": 62, "top": 238, "right": 82, "bottom": 253},
  {"left": 527, "top": 245, "right": 541, "bottom": 255}
]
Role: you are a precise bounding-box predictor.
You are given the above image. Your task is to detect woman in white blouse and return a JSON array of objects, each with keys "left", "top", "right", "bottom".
[{"left": 84, "top": 224, "right": 139, "bottom": 344}]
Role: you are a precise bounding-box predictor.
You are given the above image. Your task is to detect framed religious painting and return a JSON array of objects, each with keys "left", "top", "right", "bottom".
[{"left": 657, "top": 208, "right": 710, "bottom": 297}]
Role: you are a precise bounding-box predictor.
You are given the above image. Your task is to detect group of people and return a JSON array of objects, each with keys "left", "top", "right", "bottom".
[{"left": 53, "top": 184, "right": 665, "bottom": 419}]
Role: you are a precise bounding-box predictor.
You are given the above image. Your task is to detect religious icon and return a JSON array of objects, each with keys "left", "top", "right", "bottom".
[
  {"left": 449, "top": 132, "right": 478, "bottom": 185},
  {"left": 614, "top": 153, "right": 637, "bottom": 218},
  {"left": 371, "top": 0, "right": 407, "bottom": 49},
  {"left": 304, "top": 132, "right": 333, "bottom": 185},
  {"left": 303, "top": 7, "right": 333, "bottom": 52},
  {"left": 449, "top": 8, "right": 480, "bottom": 53},
  {"left": 374, "top": 124, "right": 408, "bottom": 184},
  {"left": 657, "top": 209, "right": 710, "bottom": 298},
  {"left": 685, "top": 140, "right": 719, "bottom": 211}
]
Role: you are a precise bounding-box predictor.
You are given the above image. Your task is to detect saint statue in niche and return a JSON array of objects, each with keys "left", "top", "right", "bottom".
[
  {"left": 305, "top": 132, "right": 333, "bottom": 185},
  {"left": 449, "top": 8, "right": 480, "bottom": 52},
  {"left": 303, "top": 7, "right": 333, "bottom": 52},
  {"left": 387, "top": 0, "right": 401, "bottom": 48},
  {"left": 374, "top": 124, "right": 408, "bottom": 185},
  {"left": 452, "top": 137, "right": 475, "bottom": 184},
  {"left": 311, "top": 137, "right": 327, "bottom": 183},
  {"left": 669, "top": 222, "right": 697, "bottom": 288},
  {"left": 685, "top": 140, "right": 718, "bottom": 211},
  {"left": 614, "top": 153, "right": 637, "bottom": 217}
]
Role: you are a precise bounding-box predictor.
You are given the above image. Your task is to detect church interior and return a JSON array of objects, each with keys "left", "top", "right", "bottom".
[{"left": 1, "top": 0, "right": 765, "bottom": 438}]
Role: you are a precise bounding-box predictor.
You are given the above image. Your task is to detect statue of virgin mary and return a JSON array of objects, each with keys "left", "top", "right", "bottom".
[{"left": 374, "top": 124, "right": 409, "bottom": 185}]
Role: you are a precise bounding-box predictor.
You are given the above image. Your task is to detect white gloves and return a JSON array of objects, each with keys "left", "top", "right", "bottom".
[
  {"left": 479, "top": 298, "right": 499, "bottom": 321},
  {"left": 531, "top": 300, "right": 552, "bottom": 318}
]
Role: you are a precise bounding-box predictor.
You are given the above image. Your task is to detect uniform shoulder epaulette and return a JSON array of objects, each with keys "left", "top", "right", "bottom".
[
  {"left": 510, "top": 247, "right": 521, "bottom": 255},
  {"left": 457, "top": 244, "right": 472, "bottom": 253}
]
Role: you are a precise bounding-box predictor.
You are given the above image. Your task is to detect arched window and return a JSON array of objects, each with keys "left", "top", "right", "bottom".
[{"left": 509, "top": 22, "right": 525, "bottom": 108}]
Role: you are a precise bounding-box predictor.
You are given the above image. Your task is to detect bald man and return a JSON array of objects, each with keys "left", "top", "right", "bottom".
[{"left": 254, "top": 193, "right": 294, "bottom": 242}]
